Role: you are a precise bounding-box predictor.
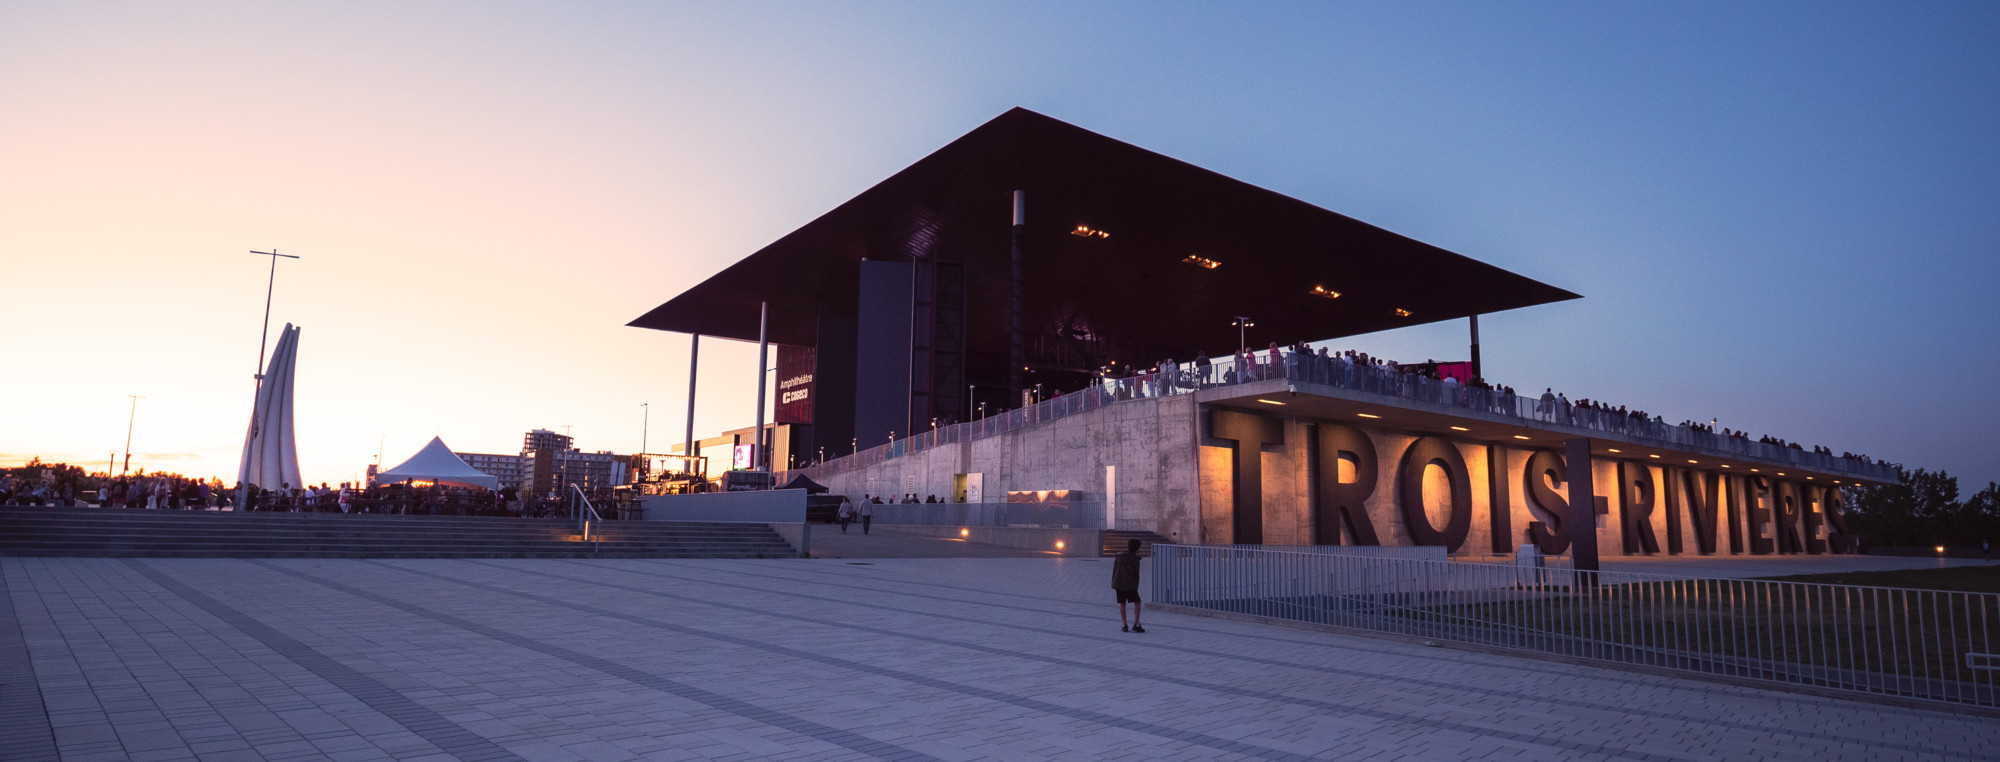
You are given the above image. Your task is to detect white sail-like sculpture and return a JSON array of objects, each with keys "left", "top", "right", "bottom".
[{"left": 238, "top": 323, "right": 303, "bottom": 493}]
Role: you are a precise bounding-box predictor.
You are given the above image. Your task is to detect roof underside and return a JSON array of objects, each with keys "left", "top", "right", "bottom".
[{"left": 629, "top": 108, "right": 1579, "bottom": 361}]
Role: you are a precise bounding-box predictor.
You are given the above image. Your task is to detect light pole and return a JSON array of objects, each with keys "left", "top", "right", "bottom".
[
  {"left": 1232, "top": 316, "right": 1255, "bottom": 357},
  {"left": 559, "top": 425, "right": 573, "bottom": 491},
  {"left": 249, "top": 249, "right": 301, "bottom": 388},
  {"left": 121, "top": 394, "right": 144, "bottom": 475},
  {"left": 640, "top": 403, "right": 650, "bottom": 454}
]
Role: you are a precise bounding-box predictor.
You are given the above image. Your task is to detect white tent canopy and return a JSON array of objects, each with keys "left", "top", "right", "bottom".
[{"left": 374, "top": 437, "right": 500, "bottom": 490}]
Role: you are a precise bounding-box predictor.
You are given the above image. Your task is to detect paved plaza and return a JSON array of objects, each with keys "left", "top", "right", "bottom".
[{"left": 4, "top": 556, "right": 1998, "bottom": 762}]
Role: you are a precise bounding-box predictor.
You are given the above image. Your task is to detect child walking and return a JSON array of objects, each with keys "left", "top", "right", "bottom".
[{"left": 1112, "top": 538, "right": 1144, "bottom": 633}]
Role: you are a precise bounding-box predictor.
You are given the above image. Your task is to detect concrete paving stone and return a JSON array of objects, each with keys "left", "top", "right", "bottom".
[
  {"left": 10, "top": 556, "right": 2000, "bottom": 762},
  {"left": 328, "top": 748, "right": 398, "bottom": 762},
  {"left": 126, "top": 748, "right": 199, "bottom": 762}
]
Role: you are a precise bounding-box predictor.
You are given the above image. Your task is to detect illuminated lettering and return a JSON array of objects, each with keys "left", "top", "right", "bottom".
[
  {"left": 1313, "top": 424, "right": 1380, "bottom": 545},
  {"left": 1398, "top": 437, "right": 1471, "bottom": 551},
  {"left": 1523, "top": 449, "right": 1570, "bottom": 555},
  {"left": 1617, "top": 461, "right": 1660, "bottom": 554}
]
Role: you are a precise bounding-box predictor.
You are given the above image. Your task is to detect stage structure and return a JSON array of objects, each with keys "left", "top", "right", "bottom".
[
  {"left": 632, "top": 109, "right": 1894, "bottom": 568},
  {"left": 238, "top": 323, "right": 302, "bottom": 493}
]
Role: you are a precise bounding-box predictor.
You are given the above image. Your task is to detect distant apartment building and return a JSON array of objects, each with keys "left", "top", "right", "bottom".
[
  {"left": 454, "top": 452, "right": 523, "bottom": 490},
  {"left": 523, "top": 428, "right": 573, "bottom": 453},
  {"left": 514, "top": 428, "right": 628, "bottom": 495},
  {"left": 521, "top": 449, "right": 625, "bottom": 495}
]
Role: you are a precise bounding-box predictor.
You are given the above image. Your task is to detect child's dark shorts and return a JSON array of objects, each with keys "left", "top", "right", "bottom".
[{"left": 1116, "top": 589, "right": 1142, "bottom": 604}]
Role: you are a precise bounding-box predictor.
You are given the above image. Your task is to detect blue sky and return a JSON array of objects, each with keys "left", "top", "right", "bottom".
[{"left": 3, "top": 2, "right": 1995, "bottom": 487}]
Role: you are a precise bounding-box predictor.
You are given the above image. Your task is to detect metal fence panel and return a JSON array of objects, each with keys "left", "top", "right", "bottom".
[{"left": 1150, "top": 544, "right": 1998, "bottom": 708}]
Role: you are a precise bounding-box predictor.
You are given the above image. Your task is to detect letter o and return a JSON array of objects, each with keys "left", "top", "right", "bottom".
[{"left": 1399, "top": 436, "right": 1472, "bottom": 551}]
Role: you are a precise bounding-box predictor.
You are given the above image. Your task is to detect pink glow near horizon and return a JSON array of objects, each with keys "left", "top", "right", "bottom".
[{"left": 5, "top": 3, "right": 1997, "bottom": 488}]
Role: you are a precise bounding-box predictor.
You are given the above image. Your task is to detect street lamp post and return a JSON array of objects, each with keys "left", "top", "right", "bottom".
[
  {"left": 1233, "top": 316, "right": 1255, "bottom": 357},
  {"left": 248, "top": 250, "right": 301, "bottom": 388},
  {"left": 121, "top": 394, "right": 144, "bottom": 475},
  {"left": 640, "top": 403, "right": 650, "bottom": 454}
]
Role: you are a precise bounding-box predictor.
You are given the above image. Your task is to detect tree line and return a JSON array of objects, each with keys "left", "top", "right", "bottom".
[{"left": 1843, "top": 467, "right": 2000, "bottom": 550}]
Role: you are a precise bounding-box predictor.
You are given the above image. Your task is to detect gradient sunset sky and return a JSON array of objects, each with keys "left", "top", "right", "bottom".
[{"left": 4, "top": 2, "right": 1996, "bottom": 489}]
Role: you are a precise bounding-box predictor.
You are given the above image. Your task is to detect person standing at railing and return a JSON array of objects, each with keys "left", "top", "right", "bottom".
[
  {"left": 1113, "top": 538, "right": 1145, "bottom": 633},
  {"left": 1195, "top": 351, "right": 1211, "bottom": 388}
]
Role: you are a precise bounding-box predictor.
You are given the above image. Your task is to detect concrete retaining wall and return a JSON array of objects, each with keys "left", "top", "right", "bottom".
[
  {"left": 640, "top": 490, "right": 806, "bottom": 523},
  {"left": 765, "top": 522, "right": 810, "bottom": 557},
  {"left": 887, "top": 525, "right": 1101, "bottom": 557},
  {"left": 817, "top": 394, "right": 1202, "bottom": 545}
]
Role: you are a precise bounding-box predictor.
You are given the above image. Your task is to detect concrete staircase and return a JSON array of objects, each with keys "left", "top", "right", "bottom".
[
  {"left": 1101, "top": 529, "right": 1170, "bottom": 558},
  {"left": 0, "top": 507, "right": 797, "bottom": 559}
]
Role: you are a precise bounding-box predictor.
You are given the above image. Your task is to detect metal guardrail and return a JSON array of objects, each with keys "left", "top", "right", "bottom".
[
  {"left": 569, "top": 484, "right": 604, "bottom": 542},
  {"left": 1150, "top": 543, "right": 1999, "bottom": 708},
  {"left": 802, "top": 351, "right": 1895, "bottom": 483}
]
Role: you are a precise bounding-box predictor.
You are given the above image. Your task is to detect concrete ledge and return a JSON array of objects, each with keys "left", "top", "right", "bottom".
[
  {"left": 884, "top": 525, "right": 1100, "bottom": 557},
  {"left": 641, "top": 490, "right": 806, "bottom": 523},
  {"left": 765, "top": 523, "right": 809, "bottom": 558}
]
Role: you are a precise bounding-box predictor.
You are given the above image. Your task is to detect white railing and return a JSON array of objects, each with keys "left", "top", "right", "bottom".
[
  {"left": 569, "top": 484, "right": 604, "bottom": 542},
  {"left": 1150, "top": 543, "right": 1999, "bottom": 708}
]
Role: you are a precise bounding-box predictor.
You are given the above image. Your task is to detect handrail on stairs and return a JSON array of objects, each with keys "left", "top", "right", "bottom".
[{"left": 569, "top": 484, "right": 605, "bottom": 542}]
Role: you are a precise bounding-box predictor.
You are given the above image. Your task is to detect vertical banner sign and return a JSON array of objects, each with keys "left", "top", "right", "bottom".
[{"left": 775, "top": 346, "right": 816, "bottom": 425}]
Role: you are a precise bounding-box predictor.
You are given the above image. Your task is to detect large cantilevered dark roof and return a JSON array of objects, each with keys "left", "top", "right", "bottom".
[{"left": 629, "top": 107, "right": 1578, "bottom": 355}]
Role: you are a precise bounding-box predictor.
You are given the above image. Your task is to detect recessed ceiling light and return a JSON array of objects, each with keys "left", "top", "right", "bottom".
[
  {"left": 1778, "top": 472, "right": 1787, "bottom": 476},
  {"left": 1688, "top": 459, "right": 1698, "bottom": 464},
  {"left": 1070, "top": 225, "right": 1109, "bottom": 239},
  {"left": 1183, "top": 254, "right": 1220, "bottom": 269},
  {"left": 1722, "top": 464, "right": 1731, "bottom": 468},
  {"left": 1449, "top": 426, "right": 1469, "bottom": 432},
  {"left": 1392, "top": 308, "right": 1413, "bottom": 317},
  {"left": 1357, "top": 413, "right": 1381, "bottom": 419},
  {"left": 1256, "top": 399, "right": 1285, "bottom": 406},
  {"left": 1649, "top": 454, "right": 1661, "bottom": 459},
  {"left": 1752, "top": 468, "right": 1760, "bottom": 472},
  {"left": 1513, "top": 435, "right": 1531, "bottom": 440},
  {"left": 1607, "top": 448, "right": 1622, "bottom": 453}
]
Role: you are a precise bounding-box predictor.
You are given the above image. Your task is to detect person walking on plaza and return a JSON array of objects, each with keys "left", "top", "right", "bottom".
[
  {"left": 837, "top": 497, "right": 854, "bottom": 532},
  {"left": 860, "top": 497, "right": 874, "bottom": 535},
  {"left": 1113, "top": 538, "right": 1144, "bottom": 632}
]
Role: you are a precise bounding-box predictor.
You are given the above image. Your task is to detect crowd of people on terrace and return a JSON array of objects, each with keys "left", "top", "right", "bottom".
[
  {"left": 1024, "top": 339, "right": 1884, "bottom": 469},
  {"left": 0, "top": 460, "right": 622, "bottom": 518}
]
